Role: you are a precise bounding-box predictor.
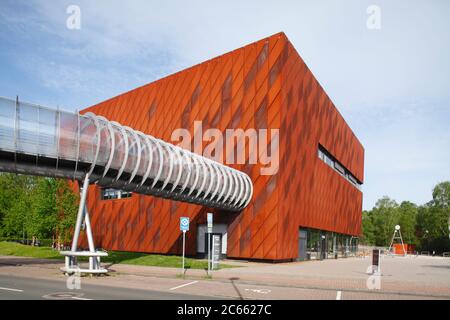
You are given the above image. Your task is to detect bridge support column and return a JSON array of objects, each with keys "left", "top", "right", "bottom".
[{"left": 60, "top": 174, "right": 108, "bottom": 275}]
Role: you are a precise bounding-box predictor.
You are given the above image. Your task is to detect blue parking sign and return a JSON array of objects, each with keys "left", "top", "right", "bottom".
[{"left": 180, "top": 217, "right": 189, "bottom": 232}]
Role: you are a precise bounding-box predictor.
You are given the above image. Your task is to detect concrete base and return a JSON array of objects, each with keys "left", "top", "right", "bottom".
[
  {"left": 60, "top": 266, "right": 108, "bottom": 274},
  {"left": 60, "top": 250, "right": 108, "bottom": 275}
]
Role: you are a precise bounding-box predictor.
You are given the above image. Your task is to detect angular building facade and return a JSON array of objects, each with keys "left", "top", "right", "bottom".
[{"left": 80, "top": 32, "right": 364, "bottom": 261}]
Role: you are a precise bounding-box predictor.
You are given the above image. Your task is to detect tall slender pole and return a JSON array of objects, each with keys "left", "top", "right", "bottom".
[
  {"left": 83, "top": 204, "right": 96, "bottom": 270},
  {"left": 71, "top": 174, "right": 89, "bottom": 252},
  {"left": 83, "top": 205, "right": 95, "bottom": 253},
  {"left": 182, "top": 230, "right": 186, "bottom": 275},
  {"left": 207, "top": 232, "right": 210, "bottom": 276}
]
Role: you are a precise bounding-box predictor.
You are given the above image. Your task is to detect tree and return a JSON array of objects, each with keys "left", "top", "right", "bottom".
[
  {"left": 397, "top": 201, "right": 418, "bottom": 245},
  {"left": 416, "top": 181, "right": 450, "bottom": 253},
  {"left": 416, "top": 203, "right": 449, "bottom": 253},
  {"left": 28, "top": 178, "right": 58, "bottom": 240},
  {"left": 361, "top": 210, "right": 375, "bottom": 245},
  {"left": 0, "top": 174, "right": 37, "bottom": 238},
  {"left": 2, "top": 194, "right": 30, "bottom": 238},
  {"left": 432, "top": 181, "right": 450, "bottom": 209},
  {"left": 55, "top": 179, "right": 78, "bottom": 246},
  {"left": 370, "top": 196, "right": 399, "bottom": 246},
  {"left": 361, "top": 182, "right": 450, "bottom": 253},
  {"left": 0, "top": 173, "right": 78, "bottom": 247}
]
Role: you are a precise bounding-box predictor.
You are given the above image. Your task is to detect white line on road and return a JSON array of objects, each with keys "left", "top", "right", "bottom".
[
  {"left": 245, "top": 288, "right": 271, "bottom": 294},
  {"left": 169, "top": 281, "right": 198, "bottom": 291},
  {"left": 336, "top": 291, "right": 342, "bottom": 300},
  {"left": 72, "top": 296, "right": 92, "bottom": 300},
  {"left": 0, "top": 286, "right": 24, "bottom": 292}
]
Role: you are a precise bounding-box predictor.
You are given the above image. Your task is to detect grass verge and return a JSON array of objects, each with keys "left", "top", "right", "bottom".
[{"left": 0, "top": 241, "right": 235, "bottom": 270}]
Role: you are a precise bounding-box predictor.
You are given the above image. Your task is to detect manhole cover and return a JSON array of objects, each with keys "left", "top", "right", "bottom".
[{"left": 43, "top": 292, "right": 84, "bottom": 300}]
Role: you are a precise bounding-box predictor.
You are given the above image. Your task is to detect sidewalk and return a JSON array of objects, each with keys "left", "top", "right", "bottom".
[{"left": 1, "top": 255, "right": 450, "bottom": 299}]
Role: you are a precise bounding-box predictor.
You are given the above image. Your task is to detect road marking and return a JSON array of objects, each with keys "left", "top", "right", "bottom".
[
  {"left": 336, "top": 291, "right": 342, "bottom": 300},
  {"left": 0, "top": 286, "right": 23, "bottom": 292},
  {"left": 245, "top": 288, "right": 271, "bottom": 294},
  {"left": 169, "top": 281, "right": 198, "bottom": 291},
  {"left": 72, "top": 296, "right": 92, "bottom": 300},
  {"left": 43, "top": 292, "right": 85, "bottom": 300}
]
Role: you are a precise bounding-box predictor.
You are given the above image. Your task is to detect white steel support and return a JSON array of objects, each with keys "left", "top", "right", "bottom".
[
  {"left": 61, "top": 173, "right": 108, "bottom": 275},
  {"left": 83, "top": 205, "right": 97, "bottom": 270},
  {"left": 83, "top": 204, "right": 95, "bottom": 253},
  {"left": 71, "top": 174, "right": 90, "bottom": 253}
]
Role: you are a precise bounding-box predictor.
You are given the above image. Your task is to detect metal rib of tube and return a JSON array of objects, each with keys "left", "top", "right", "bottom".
[{"left": 0, "top": 96, "right": 253, "bottom": 211}]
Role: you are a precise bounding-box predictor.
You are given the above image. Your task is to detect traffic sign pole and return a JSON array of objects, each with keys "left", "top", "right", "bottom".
[
  {"left": 207, "top": 213, "right": 213, "bottom": 276},
  {"left": 207, "top": 233, "right": 210, "bottom": 276},
  {"left": 182, "top": 230, "right": 186, "bottom": 275},
  {"left": 179, "top": 217, "right": 189, "bottom": 276}
]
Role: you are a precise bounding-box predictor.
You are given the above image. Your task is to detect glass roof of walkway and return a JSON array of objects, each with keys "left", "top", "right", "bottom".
[{"left": 0, "top": 96, "right": 253, "bottom": 212}]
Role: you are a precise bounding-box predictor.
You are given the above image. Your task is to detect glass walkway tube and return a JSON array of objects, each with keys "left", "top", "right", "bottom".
[{"left": 0, "top": 96, "right": 254, "bottom": 212}]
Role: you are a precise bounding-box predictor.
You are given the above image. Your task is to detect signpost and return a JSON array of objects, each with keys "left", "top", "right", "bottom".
[
  {"left": 207, "top": 212, "right": 213, "bottom": 233},
  {"left": 212, "top": 234, "right": 221, "bottom": 270},
  {"left": 372, "top": 249, "right": 380, "bottom": 275},
  {"left": 180, "top": 217, "right": 189, "bottom": 275},
  {"left": 207, "top": 213, "right": 213, "bottom": 275}
]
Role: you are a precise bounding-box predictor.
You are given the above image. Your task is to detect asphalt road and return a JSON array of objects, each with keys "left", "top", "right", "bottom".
[
  {"left": 0, "top": 274, "right": 218, "bottom": 300},
  {"left": 1, "top": 255, "right": 449, "bottom": 300}
]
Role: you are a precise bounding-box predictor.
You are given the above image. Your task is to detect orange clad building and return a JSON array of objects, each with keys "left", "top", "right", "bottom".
[{"left": 80, "top": 32, "right": 364, "bottom": 262}]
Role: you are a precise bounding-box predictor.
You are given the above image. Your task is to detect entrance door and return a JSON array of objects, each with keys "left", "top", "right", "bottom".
[
  {"left": 204, "top": 233, "right": 222, "bottom": 260},
  {"left": 298, "top": 230, "right": 307, "bottom": 261}
]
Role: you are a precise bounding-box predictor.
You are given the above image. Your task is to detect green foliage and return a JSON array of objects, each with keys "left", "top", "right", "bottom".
[
  {"left": 371, "top": 196, "right": 400, "bottom": 246},
  {"left": 0, "top": 173, "right": 78, "bottom": 243},
  {"left": 28, "top": 178, "right": 58, "bottom": 239},
  {"left": 361, "top": 210, "right": 375, "bottom": 245},
  {"left": 362, "top": 181, "right": 450, "bottom": 253},
  {"left": 0, "top": 174, "right": 33, "bottom": 237},
  {"left": 415, "top": 182, "right": 450, "bottom": 252},
  {"left": 432, "top": 181, "right": 450, "bottom": 209},
  {"left": 55, "top": 179, "right": 78, "bottom": 244},
  {"left": 2, "top": 193, "right": 31, "bottom": 237}
]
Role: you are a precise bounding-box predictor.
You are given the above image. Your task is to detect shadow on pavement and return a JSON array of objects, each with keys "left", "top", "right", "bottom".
[
  {"left": 0, "top": 256, "right": 62, "bottom": 267},
  {"left": 425, "top": 265, "right": 450, "bottom": 269},
  {"left": 229, "top": 277, "right": 244, "bottom": 300}
]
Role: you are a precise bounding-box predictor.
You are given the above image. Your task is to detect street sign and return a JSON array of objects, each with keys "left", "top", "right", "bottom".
[
  {"left": 180, "top": 217, "right": 189, "bottom": 232},
  {"left": 207, "top": 213, "right": 213, "bottom": 234},
  {"left": 180, "top": 217, "right": 189, "bottom": 275},
  {"left": 212, "top": 234, "right": 221, "bottom": 270}
]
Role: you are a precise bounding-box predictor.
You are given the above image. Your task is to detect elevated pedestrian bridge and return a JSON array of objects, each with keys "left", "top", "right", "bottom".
[
  {"left": 0, "top": 96, "right": 253, "bottom": 274},
  {"left": 0, "top": 96, "right": 252, "bottom": 211}
]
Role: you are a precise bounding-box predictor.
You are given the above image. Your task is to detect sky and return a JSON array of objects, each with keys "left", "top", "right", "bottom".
[{"left": 0, "top": 0, "right": 449, "bottom": 210}]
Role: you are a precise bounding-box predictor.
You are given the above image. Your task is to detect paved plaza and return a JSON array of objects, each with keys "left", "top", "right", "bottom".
[{"left": 0, "top": 254, "right": 449, "bottom": 299}]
